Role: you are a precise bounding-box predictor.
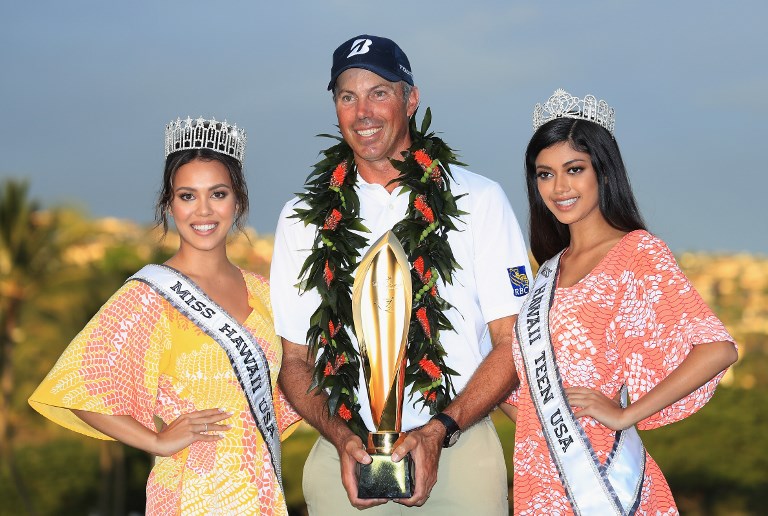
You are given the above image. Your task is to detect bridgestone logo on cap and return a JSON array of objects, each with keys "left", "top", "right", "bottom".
[{"left": 347, "top": 39, "right": 372, "bottom": 58}]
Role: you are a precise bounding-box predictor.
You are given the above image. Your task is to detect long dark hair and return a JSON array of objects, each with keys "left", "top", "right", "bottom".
[
  {"left": 525, "top": 118, "right": 646, "bottom": 265},
  {"left": 155, "top": 148, "right": 249, "bottom": 235}
]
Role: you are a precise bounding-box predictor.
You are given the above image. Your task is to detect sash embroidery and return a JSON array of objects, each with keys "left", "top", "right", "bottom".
[
  {"left": 129, "top": 265, "right": 283, "bottom": 492},
  {"left": 515, "top": 253, "right": 644, "bottom": 515}
]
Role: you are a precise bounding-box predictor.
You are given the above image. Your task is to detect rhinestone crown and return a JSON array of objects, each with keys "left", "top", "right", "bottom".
[
  {"left": 532, "top": 88, "right": 615, "bottom": 135},
  {"left": 164, "top": 117, "right": 247, "bottom": 163}
]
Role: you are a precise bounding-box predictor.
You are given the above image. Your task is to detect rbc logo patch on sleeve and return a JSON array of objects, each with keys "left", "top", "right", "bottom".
[{"left": 507, "top": 266, "right": 530, "bottom": 297}]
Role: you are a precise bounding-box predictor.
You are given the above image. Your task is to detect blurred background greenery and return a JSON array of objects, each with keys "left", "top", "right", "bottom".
[{"left": 1, "top": 178, "right": 766, "bottom": 515}]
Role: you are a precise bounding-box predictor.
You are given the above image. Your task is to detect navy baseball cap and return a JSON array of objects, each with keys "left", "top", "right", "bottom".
[{"left": 328, "top": 34, "right": 414, "bottom": 91}]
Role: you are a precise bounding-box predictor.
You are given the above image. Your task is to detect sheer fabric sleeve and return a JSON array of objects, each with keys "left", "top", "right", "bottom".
[
  {"left": 503, "top": 389, "right": 521, "bottom": 408},
  {"left": 29, "top": 281, "right": 169, "bottom": 439},
  {"left": 274, "top": 385, "right": 301, "bottom": 439},
  {"left": 242, "top": 270, "right": 302, "bottom": 439},
  {"left": 613, "top": 232, "right": 735, "bottom": 430}
]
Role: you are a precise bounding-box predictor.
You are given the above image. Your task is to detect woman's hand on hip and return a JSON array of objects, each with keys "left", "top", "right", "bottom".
[
  {"left": 153, "top": 408, "right": 233, "bottom": 456},
  {"left": 566, "top": 387, "right": 627, "bottom": 431}
]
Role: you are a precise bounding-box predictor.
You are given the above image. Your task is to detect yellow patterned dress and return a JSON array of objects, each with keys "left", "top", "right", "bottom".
[{"left": 29, "top": 269, "right": 299, "bottom": 515}]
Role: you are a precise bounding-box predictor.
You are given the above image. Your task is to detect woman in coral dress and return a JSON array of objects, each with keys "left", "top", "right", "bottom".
[
  {"left": 503, "top": 90, "right": 738, "bottom": 515},
  {"left": 30, "top": 117, "right": 298, "bottom": 515}
]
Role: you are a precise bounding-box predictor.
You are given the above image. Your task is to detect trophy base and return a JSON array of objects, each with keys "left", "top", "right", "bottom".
[{"left": 357, "top": 452, "right": 414, "bottom": 499}]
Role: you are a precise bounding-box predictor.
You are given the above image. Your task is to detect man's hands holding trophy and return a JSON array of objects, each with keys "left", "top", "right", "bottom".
[{"left": 338, "top": 231, "right": 452, "bottom": 508}]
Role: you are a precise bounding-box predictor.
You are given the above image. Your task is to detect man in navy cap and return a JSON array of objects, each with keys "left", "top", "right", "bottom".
[{"left": 271, "top": 34, "right": 530, "bottom": 514}]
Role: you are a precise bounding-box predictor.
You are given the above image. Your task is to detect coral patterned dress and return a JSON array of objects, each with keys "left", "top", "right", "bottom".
[
  {"left": 30, "top": 269, "right": 299, "bottom": 515},
  {"left": 506, "top": 231, "right": 734, "bottom": 515}
]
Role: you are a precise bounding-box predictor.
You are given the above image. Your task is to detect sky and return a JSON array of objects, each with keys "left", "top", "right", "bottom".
[{"left": 2, "top": 1, "right": 766, "bottom": 254}]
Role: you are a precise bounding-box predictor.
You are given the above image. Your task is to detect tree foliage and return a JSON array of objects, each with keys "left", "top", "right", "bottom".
[{"left": 1, "top": 179, "right": 68, "bottom": 514}]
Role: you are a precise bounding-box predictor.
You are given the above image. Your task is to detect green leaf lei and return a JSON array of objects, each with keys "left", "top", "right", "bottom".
[{"left": 292, "top": 108, "right": 466, "bottom": 440}]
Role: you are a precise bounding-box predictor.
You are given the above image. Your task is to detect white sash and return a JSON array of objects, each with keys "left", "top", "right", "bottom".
[
  {"left": 516, "top": 252, "right": 644, "bottom": 515},
  {"left": 129, "top": 265, "right": 283, "bottom": 491}
]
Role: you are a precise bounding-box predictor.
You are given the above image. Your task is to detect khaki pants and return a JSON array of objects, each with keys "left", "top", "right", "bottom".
[{"left": 302, "top": 417, "right": 508, "bottom": 515}]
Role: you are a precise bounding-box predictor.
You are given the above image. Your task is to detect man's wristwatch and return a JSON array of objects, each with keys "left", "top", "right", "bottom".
[{"left": 432, "top": 413, "right": 461, "bottom": 448}]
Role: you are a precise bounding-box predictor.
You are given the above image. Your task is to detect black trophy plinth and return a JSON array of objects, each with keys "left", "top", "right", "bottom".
[{"left": 357, "top": 452, "right": 414, "bottom": 499}]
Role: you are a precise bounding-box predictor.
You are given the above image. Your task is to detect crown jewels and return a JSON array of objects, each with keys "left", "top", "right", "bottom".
[
  {"left": 532, "top": 88, "right": 616, "bottom": 135},
  {"left": 164, "top": 117, "right": 247, "bottom": 163}
]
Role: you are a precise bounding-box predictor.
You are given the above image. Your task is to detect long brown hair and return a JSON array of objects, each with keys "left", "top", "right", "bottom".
[{"left": 524, "top": 118, "right": 646, "bottom": 265}]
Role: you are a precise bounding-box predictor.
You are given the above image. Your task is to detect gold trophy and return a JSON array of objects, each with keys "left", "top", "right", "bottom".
[{"left": 352, "top": 231, "right": 414, "bottom": 499}]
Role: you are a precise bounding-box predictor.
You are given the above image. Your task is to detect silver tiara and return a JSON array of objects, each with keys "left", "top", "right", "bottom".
[
  {"left": 532, "top": 88, "right": 615, "bottom": 135},
  {"left": 164, "top": 117, "right": 247, "bottom": 163}
]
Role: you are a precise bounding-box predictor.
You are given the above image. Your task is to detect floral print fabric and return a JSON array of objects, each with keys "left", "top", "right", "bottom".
[
  {"left": 30, "top": 270, "right": 299, "bottom": 515},
  {"left": 506, "top": 231, "right": 733, "bottom": 515}
]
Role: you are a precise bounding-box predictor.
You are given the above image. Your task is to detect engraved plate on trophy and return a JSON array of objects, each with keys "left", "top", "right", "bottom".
[{"left": 352, "top": 230, "right": 415, "bottom": 499}]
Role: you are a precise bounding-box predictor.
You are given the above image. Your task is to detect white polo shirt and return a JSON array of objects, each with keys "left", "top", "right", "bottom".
[{"left": 271, "top": 165, "right": 531, "bottom": 432}]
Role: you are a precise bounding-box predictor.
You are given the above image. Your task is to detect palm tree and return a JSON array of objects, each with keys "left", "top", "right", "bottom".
[{"left": 0, "top": 179, "right": 65, "bottom": 515}]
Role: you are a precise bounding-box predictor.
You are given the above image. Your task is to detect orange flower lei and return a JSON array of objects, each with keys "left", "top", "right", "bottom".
[{"left": 293, "top": 108, "right": 464, "bottom": 440}]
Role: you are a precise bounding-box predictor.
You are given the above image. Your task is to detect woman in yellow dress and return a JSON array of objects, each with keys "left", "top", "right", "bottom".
[{"left": 29, "top": 117, "right": 298, "bottom": 515}]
